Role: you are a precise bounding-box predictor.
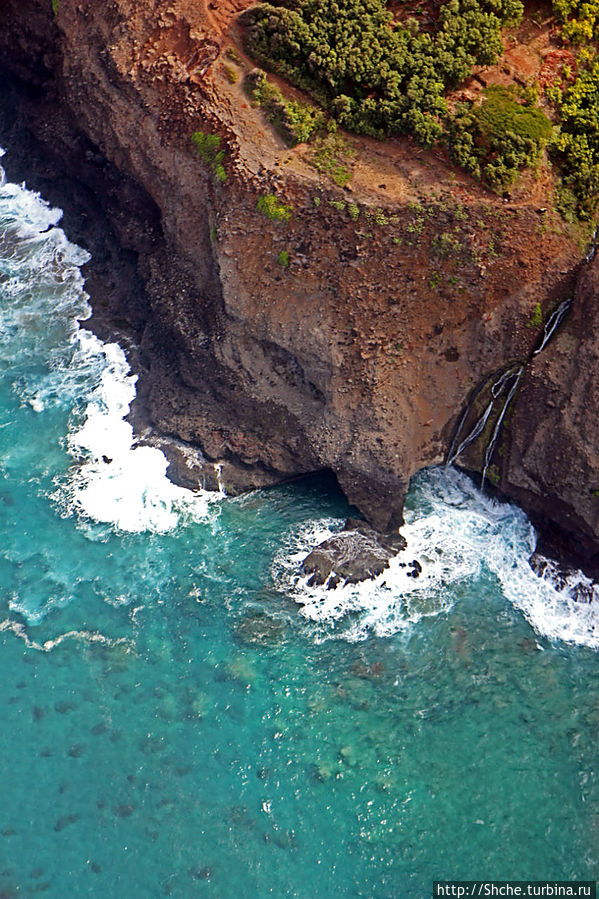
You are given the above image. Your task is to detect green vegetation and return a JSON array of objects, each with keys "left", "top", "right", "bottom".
[
  {"left": 432, "top": 232, "right": 463, "bottom": 257},
  {"left": 52, "top": 0, "right": 59, "bottom": 13},
  {"left": 242, "top": 0, "right": 523, "bottom": 146},
  {"left": 553, "top": 0, "right": 599, "bottom": 42},
  {"left": 448, "top": 86, "right": 552, "bottom": 190},
  {"left": 527, "top": 301, "right": 543, "bottom": 328},
  {"left": 257, "top": 194, "right": 293, "bottom": 221},
  {"left": 429, "top": 270, "right": 442, "bottom": 290},
  {"left": 304, "top": 132, "right": 354, "bottom": 186},
  {"left": 246, "top": 70, "right": 326, "bottom": 145},
  {"left": 277, "top": 249, "right": 290, "bottom": 266},
  {"left": 191, "top": 131, "right": 227, "bottom": 183},
  {"left": 223, "top": 64, "right": 239, "bottom": 84},
  {"left": 476, "top": 86, "right": 552, "bottom": 143},
  {"left": 239, "top": 0, "right": 599, "bottom": 217},
  {"left": 552, "top": 61, "right": 599, "bottom": 217}
]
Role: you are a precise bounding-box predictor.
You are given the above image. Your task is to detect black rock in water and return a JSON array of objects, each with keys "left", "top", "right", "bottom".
[
  {"left": 529, "top": 551, "right": 597, "bottom": 603},
  {"left": 301, "top": 518, "right": 407, "bottom": 588}
]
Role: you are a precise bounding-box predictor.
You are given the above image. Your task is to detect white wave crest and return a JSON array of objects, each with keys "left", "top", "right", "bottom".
[
  {"left": 1, "top": 152, "right": 213, "bottom": 534},
  {"left": 275, "top": 467, "right": 599, "bottom": 648},
  {"left": 63, "top": 331, "right": 213, "bottom": 533}
]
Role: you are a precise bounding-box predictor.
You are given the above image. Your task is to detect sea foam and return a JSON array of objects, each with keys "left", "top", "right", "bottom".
[
  {"left": 64, "top": 331, "right": 212, "bottom": 533},
  {"left": 0, "top": 151, "right": 213, "bottom": 535},
  {"left": 275, "top": 467, "right": 599, "bottom": 648}
]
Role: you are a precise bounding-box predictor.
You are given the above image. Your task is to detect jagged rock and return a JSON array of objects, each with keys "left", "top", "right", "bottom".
[
  {"left": 301, "top": 518, "right": 406, "bottom": 587},
  {"left": 529, "top": 551, "right": 597, "bottom": 603}
]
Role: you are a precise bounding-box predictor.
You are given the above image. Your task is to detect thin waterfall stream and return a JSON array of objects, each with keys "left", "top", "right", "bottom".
[{"left": 446, "top": 297, "right": 573, "bottom": 482}]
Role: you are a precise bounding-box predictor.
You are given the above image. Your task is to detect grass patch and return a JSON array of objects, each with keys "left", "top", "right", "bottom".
[
  {"left": 223, "top": 64, "right": 239, "bottom": 84},
  {"left": 432, "top": 232, "right": 463, "bottom": 257},
  {"left": 191, "top": 131, "right": 227, "bottom": 184},
  {"left": 277, "top": 249, "right": 290, "bottom": 267},
  {"left": 447, "top": 87, "right": 553, "bottom": 190},
  {"left": 476, "top": 86, "right": 553, "bottom": 144},
  {"left": 257, "top": 194, "right": 293, "bottom": 221},
  {"left": 245, "top": 70, "right": 325, "bottom": 146},
  {"left": 305, "top": 132, "right": 353, "bottom": 187},
  {"left": 527, "top": 301, "right": 543, "bottom": 328}
]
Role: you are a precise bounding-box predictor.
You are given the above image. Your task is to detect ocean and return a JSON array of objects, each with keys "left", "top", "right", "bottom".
[{"left": 0, "top": 147, "right": 597, "bottom": 897}]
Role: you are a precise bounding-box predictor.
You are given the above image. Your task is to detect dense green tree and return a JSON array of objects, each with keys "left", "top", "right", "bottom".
[{"left": 242, "top": 0, "right": 523, "bottom": 146}]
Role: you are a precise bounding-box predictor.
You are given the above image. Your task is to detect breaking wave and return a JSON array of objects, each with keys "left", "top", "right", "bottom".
[
  {"left": 275, "top": 467, "right": 599, "bottom": 648},
  {"left": 0, "top": 150, "right": 213, "bottom": 535}
]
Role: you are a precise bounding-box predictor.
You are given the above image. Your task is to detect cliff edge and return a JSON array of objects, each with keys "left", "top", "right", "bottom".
[{"left": 0, "top": 0, "right": 594, "bottom": 564}]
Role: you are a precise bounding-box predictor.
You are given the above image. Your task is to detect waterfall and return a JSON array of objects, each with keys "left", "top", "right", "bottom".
[
  {"left": 585, "top": 226, "right": 597, "bottom": 263},
  {"left": 480, "top": 366, "right": 523, "bottom": 489},
  {"left": 447, "top": 298, "right": 573, "bottom": 479},
  {"left": 446, "top": 365, "right": 521, "bottom": 468},
  {"left": 532, "top": 299, "right": 571, "bottom": 357}
]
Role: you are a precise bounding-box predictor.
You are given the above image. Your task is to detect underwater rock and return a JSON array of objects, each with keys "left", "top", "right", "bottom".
[
  {"left": 350, "top": 661, "right": 384, "bottom": 679},
  {"left": 301, "top": 518, "right": 406, "bottom": 587},
  {"left": 189, "top": 866, "right": 213, "bottom": 881},
  {"left": 53, "top": 814, "right": 79, "bottom": 832},
  {"left": 67, "top": 743, "right": 86, "bottom": 758},
  {"left": 235, "top": 612, "right": 286, "bottom": 646},
  {"left": 114, "top": 803, "right": 136, "bottom": 819}
]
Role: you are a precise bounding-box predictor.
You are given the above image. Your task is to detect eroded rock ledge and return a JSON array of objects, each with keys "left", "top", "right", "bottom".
[{"left": 0, "top": 0, "right": 597, "bottom": 574}]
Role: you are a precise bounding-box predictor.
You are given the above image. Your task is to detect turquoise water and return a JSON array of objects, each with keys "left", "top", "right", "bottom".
[{"left": 0, "top": 151, "right": 598, "bottom": 898}]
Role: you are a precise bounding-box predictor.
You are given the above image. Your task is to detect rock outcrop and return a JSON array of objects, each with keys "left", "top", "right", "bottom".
[
  {"left": 301, "top": 519, "right": 407, "bottom": 588},
  {"left": 500, "top": 256, "right": 599, "bottom": 577},
  {"left": 0, "top": 0, "right": 594, "bottom": 569}
]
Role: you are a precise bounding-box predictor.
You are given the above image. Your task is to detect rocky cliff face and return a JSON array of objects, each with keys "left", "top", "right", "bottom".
[
  {"left": 500, "top": 255, "right": 599, "bottom": 576},
  {"left": 0, "top": 0, "right": 593, "bottom": 560}
]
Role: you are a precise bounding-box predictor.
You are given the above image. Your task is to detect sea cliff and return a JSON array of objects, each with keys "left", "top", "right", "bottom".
[{"left": 0, "top": 0, "right": 595, "bottom": 568}]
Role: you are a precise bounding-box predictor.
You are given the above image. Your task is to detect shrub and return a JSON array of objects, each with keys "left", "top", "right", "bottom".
[
  {"left": 257, "top": 194, "right": 293, "bottom": 221},
  {"left": 246, "top": 70, "right": 325, "bottom": 145},
  {"left": 553, "top": 0, "right": 599, "bottom": 42},
  {"left": 191, "top": 131, "right": 228, "bottom": 184},
  {"left": 243, "top": 0, "right": 523, "bottom": 147},
  {"left": 551, "top": 60, "right": 599, "bottom": 217},
  {"left": 277, "top": 249, "right": 290, "bottom": 266}
]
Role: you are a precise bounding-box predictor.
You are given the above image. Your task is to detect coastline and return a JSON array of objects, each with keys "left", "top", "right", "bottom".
[{"left": 1, "top": 0, "right": 598, "bottom": 585}]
